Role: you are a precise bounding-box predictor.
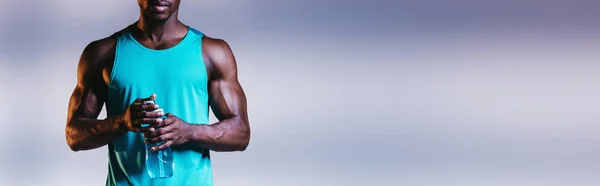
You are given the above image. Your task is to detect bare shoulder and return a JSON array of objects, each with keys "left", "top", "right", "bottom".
[
  {"left": 201, "top": 35, "right": 237, "bottom": 78},
  {"left": 202, "top": 35, "right": 235, "bottom": 64},
  {"left": 81, "top": 25, "right": 132, "bottom": 66},
  {"left": 81, "top": 34, "right": 119, "bottom": 65},
  {"left": 77, "top": 29, "right": 125, "bottom": 84}
]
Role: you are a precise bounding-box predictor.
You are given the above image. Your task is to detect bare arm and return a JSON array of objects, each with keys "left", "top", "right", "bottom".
[
  {"left": 189, "top": 37, "right": 250, "bottom": 152},
  {"left": 65, "top": 39, "right": 126, "bottom": 151}
]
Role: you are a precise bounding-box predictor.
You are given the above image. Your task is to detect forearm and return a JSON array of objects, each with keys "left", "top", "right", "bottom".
[
  {"left": 66, "top": 116, "right": 126, "bottom": 151},
  {"left": 189, "top": 117, "right": 250, "bottom": 152}
]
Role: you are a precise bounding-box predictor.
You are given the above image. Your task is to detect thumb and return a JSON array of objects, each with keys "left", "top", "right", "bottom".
[
  {"left": 146, "top": 94, "right": 157, "bottom": 101},
  {"left": 166, "top": 113, "right": 174, "bottom": 117}
]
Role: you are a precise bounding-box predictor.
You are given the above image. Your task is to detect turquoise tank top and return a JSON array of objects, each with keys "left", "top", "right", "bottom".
[{"left": 105, "top": 26, "right": 213, "bottom": 186}]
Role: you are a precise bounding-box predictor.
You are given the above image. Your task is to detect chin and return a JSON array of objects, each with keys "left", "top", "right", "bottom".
[
  {"left": 143, "top": 12, "right": 171, "bottom": 22},
  {"left": 151, "top": 15, "right": 170, "bottom": 22}
]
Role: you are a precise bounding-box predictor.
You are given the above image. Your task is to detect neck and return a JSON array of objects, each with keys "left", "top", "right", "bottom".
[{"left": 135, "top": 12, "right": 184, "bottom": 40}]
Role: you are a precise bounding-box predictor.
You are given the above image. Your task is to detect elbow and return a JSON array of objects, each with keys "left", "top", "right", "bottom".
[
  {"left": 238, "top": 139, "right": 249, "bottom": 151},
  {"left": 65, "top": 127, "right": 81, "bottom": 152},
  {"left": 66, "top": 135, "right": 82, "bottom": 152},
  {"left": 68, "top": 143, "right": 81, "bottom": 152},
  {"left": 238, "top": 124, "right": 250, "bottom": 151},
  {"left": 66, "top": 138, "right": 81, "bottom": 152}
]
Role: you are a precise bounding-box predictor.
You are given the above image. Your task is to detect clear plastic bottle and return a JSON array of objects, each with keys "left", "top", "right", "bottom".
[{"left": 142, "top": 100, "right": 174, "bottom": 179}]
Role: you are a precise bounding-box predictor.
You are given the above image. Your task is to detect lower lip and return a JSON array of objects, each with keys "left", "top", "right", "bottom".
[{"left": 152, "top": 5, "right": 169, "bottom": 12}]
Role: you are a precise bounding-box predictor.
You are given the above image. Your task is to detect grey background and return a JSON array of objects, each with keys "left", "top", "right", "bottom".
[{"left": 1, "top": 0, "right": 599, "bottom": 185}]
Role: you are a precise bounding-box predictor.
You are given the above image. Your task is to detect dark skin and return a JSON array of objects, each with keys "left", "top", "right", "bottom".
[{"left": 65, "top": 0, "right": 250, "bottom": 153}]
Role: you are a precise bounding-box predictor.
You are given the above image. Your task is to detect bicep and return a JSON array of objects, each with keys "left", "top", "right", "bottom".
[
  {"left": 206, "top": 38, "right": 248, "bottom": 121},
  {"left": 67, "top": 44, "right": 105, "bottom": 123},
  {"left": 208, "top": 78, "right": 247, "bottom": 121},
  {"left": 67, "top": 82, "right": 103, "bottom": 121}
]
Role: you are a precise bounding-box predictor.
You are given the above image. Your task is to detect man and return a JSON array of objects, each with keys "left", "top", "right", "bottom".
[{"left": 64, "top": 0, "right": 251, "bottom": 185}]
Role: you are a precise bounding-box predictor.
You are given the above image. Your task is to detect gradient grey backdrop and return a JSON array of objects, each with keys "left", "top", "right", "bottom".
[{"left": 1, "top": 0, "right": 599, "bottom": 185}]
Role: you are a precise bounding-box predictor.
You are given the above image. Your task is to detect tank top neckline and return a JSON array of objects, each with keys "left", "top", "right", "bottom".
[{"left": 126, "top": 25, "right": 193, "bottom": 53}]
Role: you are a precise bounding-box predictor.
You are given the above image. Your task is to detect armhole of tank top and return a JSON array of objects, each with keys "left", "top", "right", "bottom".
[
  {"left": 197, "top": 33, "right": 211, "bottom": 121},
  {"left": 197, "top": 33, "right": 209, "bottom": 83},
  {"left": 107, "top": 36, "right": 121, "bottom": 89}
]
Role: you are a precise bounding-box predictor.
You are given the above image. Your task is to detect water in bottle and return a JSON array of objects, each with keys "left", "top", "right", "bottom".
[
  {"left": 145, "top": 140, "right": 174, "bottom": 179},
  {"left": 142, "top": 100, "right": 174, "bottom": 179}
]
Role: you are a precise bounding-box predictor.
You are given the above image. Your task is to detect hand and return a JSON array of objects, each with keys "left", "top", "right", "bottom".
[
  {"left": 120, "top": 94, "right": 165, "bottom": 132},
  {"left": 144, "top": 113, "right": 194, "bottom": 151}
]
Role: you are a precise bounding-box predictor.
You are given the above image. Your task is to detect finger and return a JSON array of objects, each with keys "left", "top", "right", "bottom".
[
  {"left": 166, "top": 113, "right": 174, "bottom": 117},
  {"left": 144, "top": 126, "right": 174, "bottom": 139},
  {"left": 141, "top": 118, "right": 163, "bottom": 125},
  {"left": 138, "top": 109, "right": 164, "bottom": 118},
  {"left": 149, "top": 132, "right": 174, "bottom": 145},
  {"left": 146, "top": 125, "right": 171, "bottom": 139},
  {"left": 144, "top": 94, "right": 157, "bottom": 101},
  {"left": 130, "top": 102, "right": 144, "bottom": 112},
  {"left": 154, "top": 140, "right": 174, "bottom": 151},
  {"left": 143, "top": 127, "right": 155, "bottom": 138},
  {"left": 153, "top": 125, "right": 173, "bottom": 136},
  {"left": 155, "top": 115, "right": 174, "bottom": 127},
  {"left": 140, "top": 104, "right": 160, "bottom": 112},
  {"left": 144, "top": 127, "right": 158, "bottom": 138}
]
